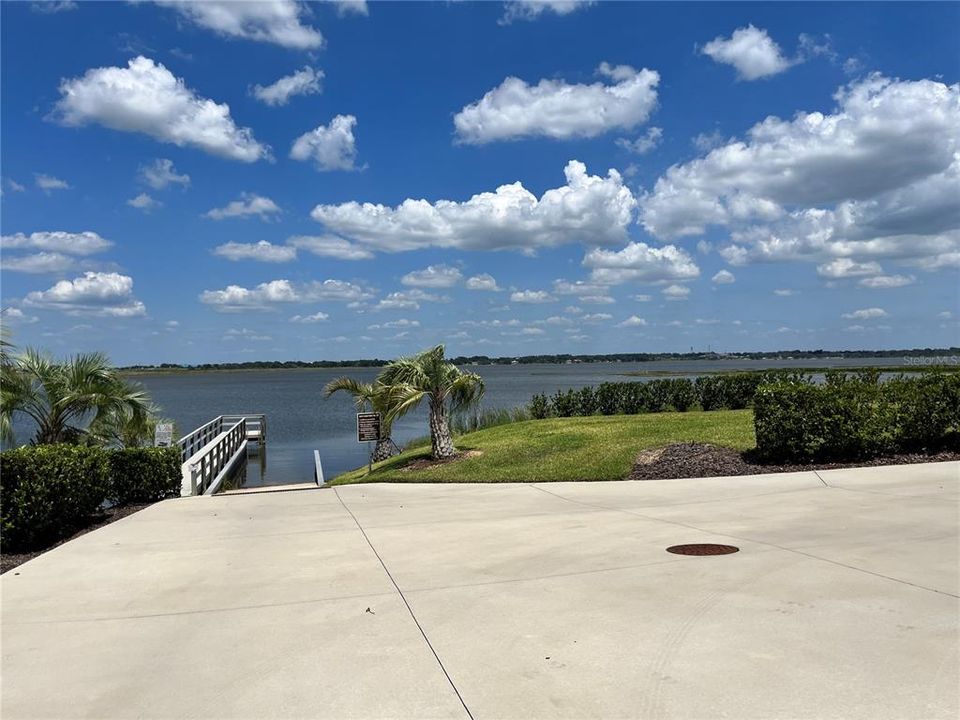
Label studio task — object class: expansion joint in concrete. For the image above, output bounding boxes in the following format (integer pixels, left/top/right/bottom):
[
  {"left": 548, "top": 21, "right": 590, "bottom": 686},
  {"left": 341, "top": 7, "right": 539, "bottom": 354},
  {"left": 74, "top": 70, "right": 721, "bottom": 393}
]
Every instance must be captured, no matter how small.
[{"left": 333, "top": 488, "right": 475, "bottom": 720}]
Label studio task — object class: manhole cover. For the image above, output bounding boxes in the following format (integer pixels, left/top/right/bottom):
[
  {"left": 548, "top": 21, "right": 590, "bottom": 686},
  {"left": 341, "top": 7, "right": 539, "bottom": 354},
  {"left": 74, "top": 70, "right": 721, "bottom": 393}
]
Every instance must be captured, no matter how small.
[{"left": 666, "top": 543, "right": 739, "bottom": 556}]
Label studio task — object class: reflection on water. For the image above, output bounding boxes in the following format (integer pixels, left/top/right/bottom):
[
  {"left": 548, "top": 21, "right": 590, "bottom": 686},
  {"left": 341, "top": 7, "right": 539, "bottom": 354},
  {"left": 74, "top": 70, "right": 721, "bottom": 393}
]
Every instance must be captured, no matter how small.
[{"left": 217, "top": 445, "right": 269, "bottom": 492}]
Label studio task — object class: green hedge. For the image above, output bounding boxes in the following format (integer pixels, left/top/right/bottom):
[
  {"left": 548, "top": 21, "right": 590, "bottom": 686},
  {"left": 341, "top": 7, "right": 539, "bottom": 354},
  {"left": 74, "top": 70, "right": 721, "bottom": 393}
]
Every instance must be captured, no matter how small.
[
  {"left": 1, "top": 444, "right": 111, "bottom": 551},
  {"left": 531, "top": 371, "right": 807, "bottom": 418},
  {"left": 754, "top": 372, "right": 960, "bottom": 462},
  {"left": 1, "top": 445, "right": 182, "bottom": 552},
  {"left": 107, "top": 447, "right": 182, "bottom": 505}
]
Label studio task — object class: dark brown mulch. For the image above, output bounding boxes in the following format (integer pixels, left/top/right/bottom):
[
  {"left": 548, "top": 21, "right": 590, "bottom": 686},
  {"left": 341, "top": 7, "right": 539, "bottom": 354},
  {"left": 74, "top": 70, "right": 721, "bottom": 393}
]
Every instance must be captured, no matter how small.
[
  {"left": 1, "top": 503, "right": 153, "bottom": 575},
  {"left": 628, "top": 443, "right": 960, "bottom": 481},
  {"left": 400, "top": 449, "right": 483, "bottom": 472}
]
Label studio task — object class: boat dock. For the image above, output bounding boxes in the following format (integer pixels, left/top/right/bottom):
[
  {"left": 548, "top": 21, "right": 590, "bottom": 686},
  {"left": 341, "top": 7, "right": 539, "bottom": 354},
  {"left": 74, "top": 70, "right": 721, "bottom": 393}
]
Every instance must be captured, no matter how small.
[{"left": 176, "top": 414, "right": 267, "bottom": 496}]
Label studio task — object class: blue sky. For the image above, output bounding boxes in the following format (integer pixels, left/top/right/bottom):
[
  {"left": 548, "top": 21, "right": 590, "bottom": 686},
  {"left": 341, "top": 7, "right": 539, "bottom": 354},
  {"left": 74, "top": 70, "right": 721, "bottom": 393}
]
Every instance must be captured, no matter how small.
[{"left": 2, "top": 0, "right": 958, "bottom": 365}]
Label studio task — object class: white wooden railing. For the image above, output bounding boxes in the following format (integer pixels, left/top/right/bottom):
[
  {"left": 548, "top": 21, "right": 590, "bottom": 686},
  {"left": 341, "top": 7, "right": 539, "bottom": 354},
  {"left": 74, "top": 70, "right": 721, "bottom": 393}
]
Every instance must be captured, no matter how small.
[
  {"left": 178, "top": 414, "right": 267, "bottom": 465},
  {"left": 222, "top": 414, "right": 267, "bottom": 443},
  {"left": 178, "top": 416, "right": 228, "bottom": 463},
  {"left": 182, "top": 418, "right": 248, "bottom": 496}
]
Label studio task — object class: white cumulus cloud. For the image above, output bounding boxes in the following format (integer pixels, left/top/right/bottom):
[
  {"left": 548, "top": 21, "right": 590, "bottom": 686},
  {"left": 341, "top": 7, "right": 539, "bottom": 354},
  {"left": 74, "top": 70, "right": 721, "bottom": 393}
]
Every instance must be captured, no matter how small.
[
  {"left": 252, "top": 66, "right": 323, "bottom": 106},
  {"left": 841, "top": 307, "right": 888, "bottom": 320},
  {"left": 662, "top": 284, "right": 690, "bottom": 300},
  {"left": 213, "top": 241, "right": 297, "bottom": 262},
  {"left": 290, "top": 114, "right": 358, "bottom": 171},
  {"left": 127, "top": 193, "right": 161, "bottom": 211},
  {"left": 857, "top": 274, "right": 915, "bottom": 289},
  {"left": 139, "top": 158, "right": 190, "bottom": 189},
  {"left": 286, "top": 235, "right": 373, "bottom": 260},
  {"left": 35, "top": 174, "right": 69, "bottom": 192},
  {"left": 31, "top": 1, "right": 78, "bottom": 13},
  {"left": 616, "top": 127, "right": 663, "bottom": 155},
  {"left": 816, "top": 258, "right": 883, "bottom": 279},
  {"left": 151, "top": 1, "right": 323, "bottom": 49},
  {"left": 712, "top": 269, "right": 736, "bottom": 284},
  {"left": 1, "top": 231, "right": 112, "bottom": 255},
  {"left": 618, "top": 315, "right": 647, "bottom": 327},
  {"left": 205, "top": 193, "right": 281, "bottom": 220},
  {"left": 499, "top": 1, "right": 593, "bottom": 24},
  {"left": 701, "top": 25, "right": 793, "bottom": 80},
  {"left": 200, "top": 279, "right": 372, "bottom": 311},
  {"left": 643, "top": 75, "right": 960, "bottom": 278},
  {"left": 290, "top": 312, "right": 330, "bottom": 323},
  {"left": 55, "top": 56, "right": 269, "bottom": 162},
  {"left": 332, "top": 1, "right": 368, "bottom": 17},
  {"left": 311, "top": 160, "right": 636, "bottom": 253},
  {"left": 24, "top": 271, "right": 146, "bottom": 316},
  {"left": 401, "top": 264, "right": 462, "bottom": 288},
  {"left": 2, "top": 252, "right": 76, "bottom": 274},
  {"left": 373, "top": 289, "right": 447, "bottom": 311},
  {"left": 465, "top": 273, "right": 501, "bottom": 291},
  {"left": 454, "top": 63, "right": 659, "bottom": 144},
  {"left": 511, "top": 290, "right": 555, "bottom": 303},
  {"left": 582, "top": 242, "right": 700, "bottom": 285}
]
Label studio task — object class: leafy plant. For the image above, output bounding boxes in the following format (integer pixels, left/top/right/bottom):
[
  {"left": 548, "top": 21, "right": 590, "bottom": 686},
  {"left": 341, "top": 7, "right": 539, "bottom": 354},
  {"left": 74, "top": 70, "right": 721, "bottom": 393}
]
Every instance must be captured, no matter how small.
[
  {"left": 1, "top": 348, "right": 154, "bottom": 446},
  {"left": 1, "top": 444, "right": 110, "bottom": 550},
  {"left": 108, "top": 447, "right": 182, "bottom": 505},
  {"left": 323, "top": 376, "right": 402, "bottom": 462},
  {"left": 754, "top": 371, "right": 960, "bottom": 462},
  {"left": 529, "top": 393, "right": 551, "bottom": 419},
  {"left": 379, "top": 345, "right": 485, "bottom": 460}
]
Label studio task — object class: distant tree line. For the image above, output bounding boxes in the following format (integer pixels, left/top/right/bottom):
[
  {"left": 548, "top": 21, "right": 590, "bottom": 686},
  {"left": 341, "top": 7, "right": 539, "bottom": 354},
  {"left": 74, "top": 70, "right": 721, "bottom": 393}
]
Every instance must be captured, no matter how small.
[{"left": 118, "top": 347, "right": 960, "bottom": 372}]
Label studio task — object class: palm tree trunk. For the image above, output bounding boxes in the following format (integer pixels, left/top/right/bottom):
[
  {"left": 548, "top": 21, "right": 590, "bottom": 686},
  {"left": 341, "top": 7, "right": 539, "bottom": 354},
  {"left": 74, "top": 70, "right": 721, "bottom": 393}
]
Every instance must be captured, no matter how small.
[
  {"left": 372, "top": 437, "right": 397, "bottom": 462},
  {"left": 429, "top": 399, "right": 455, "bottom": 460}
]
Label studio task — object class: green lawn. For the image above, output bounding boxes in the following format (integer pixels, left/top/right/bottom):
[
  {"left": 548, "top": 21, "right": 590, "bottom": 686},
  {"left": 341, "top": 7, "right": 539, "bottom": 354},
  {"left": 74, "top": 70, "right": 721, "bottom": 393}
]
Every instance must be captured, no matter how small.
[{"left": 330, "top": 409, "right": 755, "bottom": 485}]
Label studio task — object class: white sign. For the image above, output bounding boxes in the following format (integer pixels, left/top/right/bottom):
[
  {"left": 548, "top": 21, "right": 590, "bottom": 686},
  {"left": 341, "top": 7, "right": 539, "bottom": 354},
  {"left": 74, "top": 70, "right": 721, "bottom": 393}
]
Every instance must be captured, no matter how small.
[{"left": 154, "top": 423, "right": 175, "bottom": 447}]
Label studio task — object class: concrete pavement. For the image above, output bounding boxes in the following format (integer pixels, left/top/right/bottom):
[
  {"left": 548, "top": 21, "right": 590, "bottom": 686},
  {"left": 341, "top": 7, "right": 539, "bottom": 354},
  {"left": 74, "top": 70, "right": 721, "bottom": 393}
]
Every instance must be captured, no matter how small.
[{"left": 2, "top": 462, "right": 958, "bottom": 719}]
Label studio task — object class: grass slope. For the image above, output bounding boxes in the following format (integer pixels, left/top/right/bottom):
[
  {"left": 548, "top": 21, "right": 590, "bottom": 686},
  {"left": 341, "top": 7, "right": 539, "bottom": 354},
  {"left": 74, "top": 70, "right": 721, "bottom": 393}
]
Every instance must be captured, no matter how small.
[{"left": 330, "top": 409, "right": 754, "bottom": 485}]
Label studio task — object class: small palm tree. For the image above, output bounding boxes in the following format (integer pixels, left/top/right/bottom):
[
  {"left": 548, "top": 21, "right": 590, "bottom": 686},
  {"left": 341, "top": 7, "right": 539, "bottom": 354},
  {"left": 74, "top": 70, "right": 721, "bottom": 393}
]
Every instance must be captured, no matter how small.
[
  {"left": 323, "top": 377, "right": 401, "bottom": 462},
  {"left": 379, "top": 345, "right": 484, "bottom": 460},
  {"left": 87, "top": 402, "right": 170, "bottom": 449},
  {"left": 0, "top": 325, "right": 18, "bottom": 444},
  {"left": 0, "top": 348, "right": 154, "bottom": 446}
]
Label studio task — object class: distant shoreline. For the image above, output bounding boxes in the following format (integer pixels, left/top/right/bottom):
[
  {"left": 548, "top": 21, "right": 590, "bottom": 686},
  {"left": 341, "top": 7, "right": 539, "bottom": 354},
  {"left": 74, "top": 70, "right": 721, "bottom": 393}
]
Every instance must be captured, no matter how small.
[{"left": 119, "top": 349, "right": 960, "bottom": 376}]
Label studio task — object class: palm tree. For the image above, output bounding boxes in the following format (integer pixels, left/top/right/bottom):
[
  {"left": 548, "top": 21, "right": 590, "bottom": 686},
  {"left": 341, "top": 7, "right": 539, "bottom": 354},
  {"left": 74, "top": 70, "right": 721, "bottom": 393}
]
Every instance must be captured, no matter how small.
[
  {"left": 323, "top": 377, "right": 401, "bottom": 462},
  {"left": 0, "top": 348, "right": 154, "bottom": 446},
  {"left": 0, "top": 325, "right": 18, "bottom": 444},
  {"left": 87, "top": 402, "right": 169, "bottom": 449},
  {"left": 379, "top": 345, "right": 484, "bottom": 460}
]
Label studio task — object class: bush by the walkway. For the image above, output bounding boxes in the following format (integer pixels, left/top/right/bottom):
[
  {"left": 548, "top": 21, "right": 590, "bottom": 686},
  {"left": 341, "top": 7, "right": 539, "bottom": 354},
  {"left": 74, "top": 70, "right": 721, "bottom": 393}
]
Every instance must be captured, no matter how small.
[
  {"left": 532, "top": 372, "right": 804, "bottom": 418},
  {"left": 754, "top": 371, "right": 960, "bottom": 462},
  {"left": 107, "top": 447, "right": 181, "bottom": 505},
  {"left": 1, "top": 445, "right": 182, "bottom": 551},
  {"left": 1, "top": 444, "right": 110, "bottom": 550}
]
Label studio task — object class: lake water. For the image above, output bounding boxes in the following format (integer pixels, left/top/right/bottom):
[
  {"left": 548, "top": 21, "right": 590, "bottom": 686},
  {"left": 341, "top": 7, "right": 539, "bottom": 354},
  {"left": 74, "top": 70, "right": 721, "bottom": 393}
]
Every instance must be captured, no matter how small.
[{"left": 124, "top": 356, "right": 914, "bottom": 485}]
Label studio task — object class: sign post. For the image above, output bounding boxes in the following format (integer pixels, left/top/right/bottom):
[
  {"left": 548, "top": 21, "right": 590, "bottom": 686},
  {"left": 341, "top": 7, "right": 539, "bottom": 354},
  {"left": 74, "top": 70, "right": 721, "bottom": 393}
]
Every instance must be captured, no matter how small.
[
  {"left": 356, "top": 412, "right": 382, "bottom": 474},
  {"left": 154, "top": 423, "right": 174, "bottom": 448}
]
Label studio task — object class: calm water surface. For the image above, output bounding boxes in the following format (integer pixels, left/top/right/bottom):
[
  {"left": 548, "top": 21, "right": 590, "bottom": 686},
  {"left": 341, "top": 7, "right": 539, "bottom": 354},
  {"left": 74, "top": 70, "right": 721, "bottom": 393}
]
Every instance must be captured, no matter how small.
[{"left": 129, "top": 357, "right": 910, "bottom": 485}]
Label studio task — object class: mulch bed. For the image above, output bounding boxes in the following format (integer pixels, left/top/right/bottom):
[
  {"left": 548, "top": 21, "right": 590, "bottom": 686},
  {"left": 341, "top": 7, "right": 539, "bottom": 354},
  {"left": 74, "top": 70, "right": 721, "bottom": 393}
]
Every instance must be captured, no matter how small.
[
  {"left": 628, "top": 443, "right": 960, "bottom": 481},
  {"left": 400, "top": 449, "right": 483, "bottom": 472},
  {"left": 1, "top": 502, "right": 153, "bottom": 575}
]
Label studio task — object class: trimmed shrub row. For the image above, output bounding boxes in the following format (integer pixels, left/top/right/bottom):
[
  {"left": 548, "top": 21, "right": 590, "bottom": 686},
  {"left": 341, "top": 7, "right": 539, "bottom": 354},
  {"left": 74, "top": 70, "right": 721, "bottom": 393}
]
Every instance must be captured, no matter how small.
[
  {"left": 1, "top": 445, "right": 181, "bottom": 551},
  {"left": 108, "top": 447, "right": 183, "bottom": 506},
  {"left": 754, "top": 372, "right": 960, "bottom": 462},
  {"left": 530, "top": 371, "right": 804, "bottom": 419}
]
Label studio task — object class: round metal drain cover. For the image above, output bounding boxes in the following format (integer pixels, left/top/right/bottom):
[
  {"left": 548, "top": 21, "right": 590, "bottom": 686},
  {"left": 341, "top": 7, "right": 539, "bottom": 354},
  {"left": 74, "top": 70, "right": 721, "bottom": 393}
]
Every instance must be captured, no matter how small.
[{"left": 666, "top": 543, "right": 739, "bottom": 556}]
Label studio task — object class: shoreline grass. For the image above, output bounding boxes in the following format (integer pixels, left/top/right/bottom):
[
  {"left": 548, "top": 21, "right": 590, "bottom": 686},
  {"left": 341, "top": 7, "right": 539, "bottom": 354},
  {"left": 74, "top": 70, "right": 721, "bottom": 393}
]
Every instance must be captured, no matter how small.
[{"left": 330, "top": 409, "right": 754, "bottom": 485}]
